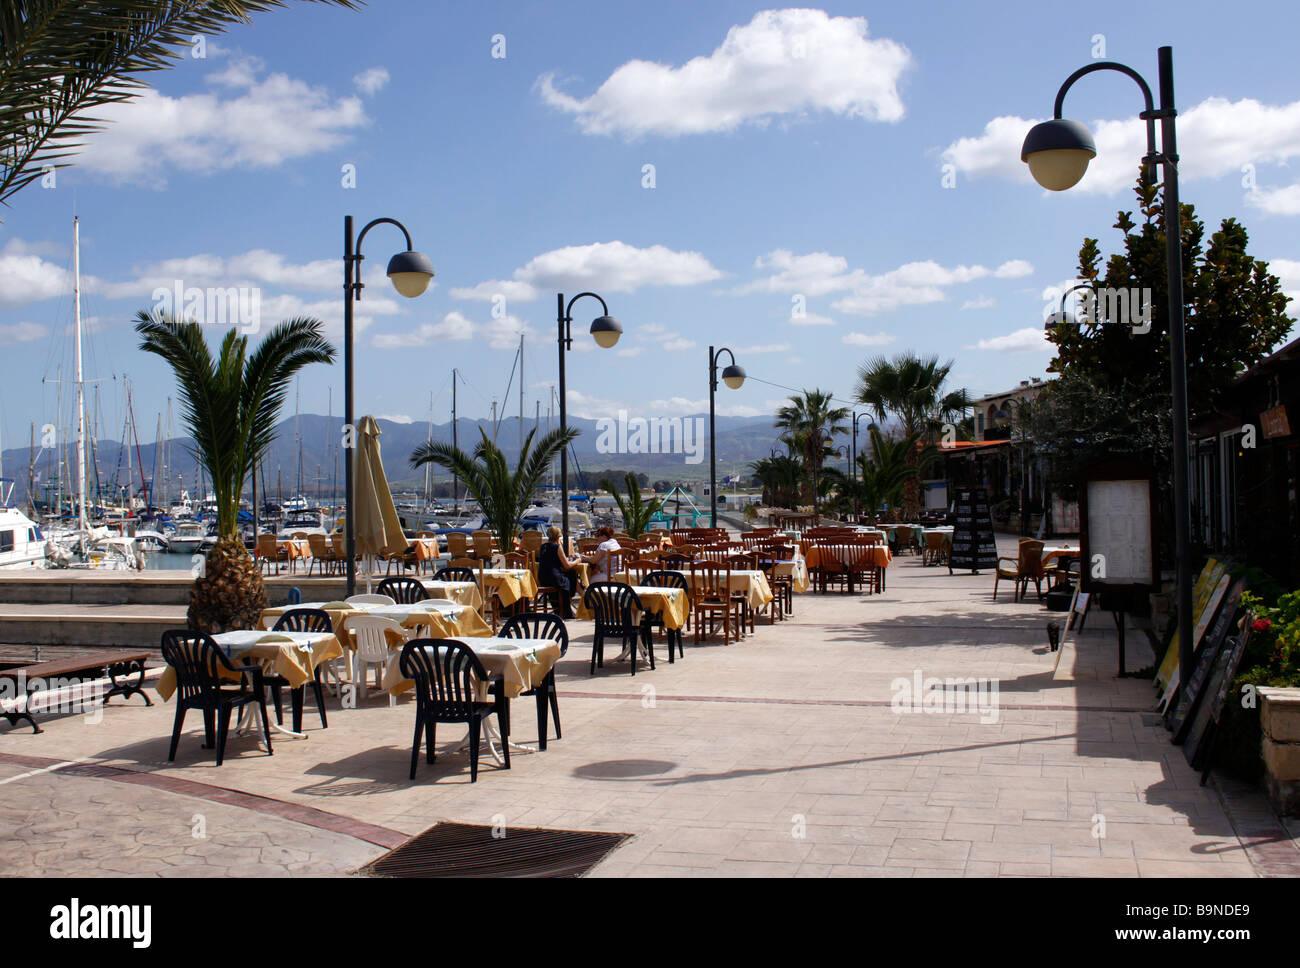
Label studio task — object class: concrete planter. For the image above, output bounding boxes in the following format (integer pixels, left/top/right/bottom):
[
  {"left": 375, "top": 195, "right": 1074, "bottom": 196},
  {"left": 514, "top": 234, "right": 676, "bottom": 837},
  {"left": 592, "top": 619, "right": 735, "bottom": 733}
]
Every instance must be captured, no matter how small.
[{"left": 1258, "top": 687, "right": 1300, "bottom": 815}]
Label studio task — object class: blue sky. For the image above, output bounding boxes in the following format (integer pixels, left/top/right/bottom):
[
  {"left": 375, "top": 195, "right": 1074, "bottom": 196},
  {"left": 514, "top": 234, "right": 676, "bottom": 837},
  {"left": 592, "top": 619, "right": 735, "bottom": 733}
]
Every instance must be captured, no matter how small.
[{"left": 4, "top": 0, "right": 1299, "bottom": 453}]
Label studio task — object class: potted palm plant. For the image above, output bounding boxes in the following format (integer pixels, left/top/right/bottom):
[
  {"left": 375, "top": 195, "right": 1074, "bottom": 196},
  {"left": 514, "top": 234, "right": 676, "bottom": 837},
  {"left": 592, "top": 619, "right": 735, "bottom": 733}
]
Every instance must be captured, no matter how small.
[
  {"left": 600, "top": 473, "right": 665, "bottom": 537},
  {"left": 410, "top": 426, "right": 577, "bottom": 552},
  {"left": 135, "top": 312, "right": 335, "bottom": 632}
]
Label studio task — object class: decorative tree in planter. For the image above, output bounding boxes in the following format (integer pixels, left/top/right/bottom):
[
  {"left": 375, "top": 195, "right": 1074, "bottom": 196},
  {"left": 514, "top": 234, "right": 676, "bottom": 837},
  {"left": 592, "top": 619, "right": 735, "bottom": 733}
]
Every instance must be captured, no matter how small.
[{"left": 135, "top": 313, "right": 336, "bottom": 632}]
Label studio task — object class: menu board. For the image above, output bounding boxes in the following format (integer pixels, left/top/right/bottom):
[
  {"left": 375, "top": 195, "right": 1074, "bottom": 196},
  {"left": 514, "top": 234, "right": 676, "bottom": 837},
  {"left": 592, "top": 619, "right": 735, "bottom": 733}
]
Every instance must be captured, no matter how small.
[
  {"left": 1084, "top": 478, "right": 1154, "bottom": 587},
  {"left": 1168, "top": 578, "right": 1244, "bottom": 743},
  {"left": 948, "top": 487, "right": 997, "bottom": 573}
]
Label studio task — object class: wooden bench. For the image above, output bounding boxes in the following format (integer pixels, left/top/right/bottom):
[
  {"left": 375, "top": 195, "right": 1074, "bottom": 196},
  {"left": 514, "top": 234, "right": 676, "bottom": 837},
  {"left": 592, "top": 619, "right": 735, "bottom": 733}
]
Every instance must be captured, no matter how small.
[{"left": 0, "top": 649, "right": 152, "bottom": 734}]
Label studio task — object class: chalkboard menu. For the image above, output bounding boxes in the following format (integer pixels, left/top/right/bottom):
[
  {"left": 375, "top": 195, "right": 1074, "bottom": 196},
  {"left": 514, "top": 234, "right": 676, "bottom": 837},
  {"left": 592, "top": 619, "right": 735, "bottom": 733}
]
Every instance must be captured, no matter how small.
[
  {"left": 948, "top": 487, "right": 997, "bottom": 573},
  {"left": 1168, "top": 578, "right": 1244, "bottom": 743},
  {"left": 1186, "top": 620, "right": 1253, "bottom": 770}
]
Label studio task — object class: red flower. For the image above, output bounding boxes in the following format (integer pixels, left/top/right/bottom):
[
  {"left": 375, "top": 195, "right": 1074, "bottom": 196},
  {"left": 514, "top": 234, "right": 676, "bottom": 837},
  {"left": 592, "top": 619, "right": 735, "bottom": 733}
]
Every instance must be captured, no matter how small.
[{"left": 1252, "top": 619, "right": 1273, "bottom": 633}]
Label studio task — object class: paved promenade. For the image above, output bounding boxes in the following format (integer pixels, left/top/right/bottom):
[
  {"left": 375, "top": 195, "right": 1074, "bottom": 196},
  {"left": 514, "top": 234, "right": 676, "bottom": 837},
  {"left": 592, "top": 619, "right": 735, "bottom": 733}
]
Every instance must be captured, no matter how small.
[{"left": 2, "top": 543, "right": 1297, "bottom": 877}]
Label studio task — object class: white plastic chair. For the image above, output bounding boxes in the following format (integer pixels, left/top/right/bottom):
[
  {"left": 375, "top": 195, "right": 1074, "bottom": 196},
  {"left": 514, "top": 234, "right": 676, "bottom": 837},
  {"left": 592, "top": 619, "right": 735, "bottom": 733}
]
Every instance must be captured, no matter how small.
[
  {"left": 346, "top": 593, "right": 395, "bottom": 605},
  {"left": 346, "top": 614, "right": 407, "bottom": 707}
]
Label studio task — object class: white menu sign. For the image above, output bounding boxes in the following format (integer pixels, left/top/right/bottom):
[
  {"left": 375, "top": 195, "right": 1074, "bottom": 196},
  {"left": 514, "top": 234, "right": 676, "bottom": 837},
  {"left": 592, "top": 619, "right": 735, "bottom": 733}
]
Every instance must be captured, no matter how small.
[{"left": 1085, "top": 479, "right": 1153, "bottom": 585}]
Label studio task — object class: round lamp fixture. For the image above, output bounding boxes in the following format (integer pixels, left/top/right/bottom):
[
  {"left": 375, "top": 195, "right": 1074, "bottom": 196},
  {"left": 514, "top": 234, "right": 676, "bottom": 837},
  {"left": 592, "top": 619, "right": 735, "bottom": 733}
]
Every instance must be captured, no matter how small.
[
  {"left": 386, "top": 250, "right": 436, "bottom": 298},
  {"left": 721, "top": 363, "right": 747, "bottom": 390},
  {"left": 1044, "top": 310, "right": 1076, "bottom": 332},
  {"left": 589, "top": 315, "right": 623, "bottom": 349},
  {"left": 1021, "top": 119, "right": 1097, "bottom": 191}
]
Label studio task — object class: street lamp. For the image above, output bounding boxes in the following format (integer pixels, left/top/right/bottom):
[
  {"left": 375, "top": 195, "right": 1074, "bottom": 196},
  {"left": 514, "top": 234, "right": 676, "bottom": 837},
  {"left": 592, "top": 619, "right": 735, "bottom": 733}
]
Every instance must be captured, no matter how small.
[
  {"left": 849, "top": 412, "right": 869, "bottom": 521},
  {"left": 342, "top": 215, "right": 435, "bottom": 596},
  {"left": 1021, "top": 45, "right": 1193, "bottom": 693},
  {"left": 708, "top": 346, "right": 746, "bottom": 527},
  {"left": 1044, "top": 282, "right": 1099, "bottom": 331},
  {"left": 557, "top": 292, "right": 623, "bottom": 545}
]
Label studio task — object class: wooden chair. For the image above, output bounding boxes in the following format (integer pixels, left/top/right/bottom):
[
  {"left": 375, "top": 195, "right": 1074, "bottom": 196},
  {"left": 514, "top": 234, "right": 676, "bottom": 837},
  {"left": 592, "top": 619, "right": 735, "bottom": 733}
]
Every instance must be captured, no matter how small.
[
  {"left": 399, "top": 638, "right": 509, "bottom": 782},
  {"left": 307, "top": 533, "right": 340, "bottom": 576},
  {"left": 922, "top": 531, "right": 949, "bottom": 567},
  {"left": 518, "top": 530, "right": 545, "bottom": 557},
  {"left": 691, "top": 562, "right": 742, "bottom": 645},
  {"left": 445, "top": 532, "right": 471, "bottom": 560},
  {"left": 470, "top": 530, "right": 496, "bottom": 567},
  {"left": 499, "top": 612, "right": 568, "bottom": 749},
  {"left": 160, "top": 629, "right": 273, "bottom": 766},
  {"left": 576, "top": 537, "right": 600, "bottom": 554},
  {"left": 994, "top": 539, "right": 1046, "bottom": 602},
  {"left": 255, "top": 534, "right": 287, "bottom": 575}
]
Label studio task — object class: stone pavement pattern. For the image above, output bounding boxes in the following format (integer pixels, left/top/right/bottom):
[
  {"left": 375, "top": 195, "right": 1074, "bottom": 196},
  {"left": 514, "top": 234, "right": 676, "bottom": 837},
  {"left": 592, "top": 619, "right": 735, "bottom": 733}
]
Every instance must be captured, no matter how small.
[{"left": 0, "top": 537, "right": 1297, "bottom": 878}]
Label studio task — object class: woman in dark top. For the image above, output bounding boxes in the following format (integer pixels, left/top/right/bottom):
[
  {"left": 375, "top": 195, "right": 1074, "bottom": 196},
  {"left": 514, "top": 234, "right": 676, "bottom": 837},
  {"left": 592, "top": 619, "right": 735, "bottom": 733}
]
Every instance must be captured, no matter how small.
[{"left": 538, "top": 526, "right": 580, "bottom": 618}]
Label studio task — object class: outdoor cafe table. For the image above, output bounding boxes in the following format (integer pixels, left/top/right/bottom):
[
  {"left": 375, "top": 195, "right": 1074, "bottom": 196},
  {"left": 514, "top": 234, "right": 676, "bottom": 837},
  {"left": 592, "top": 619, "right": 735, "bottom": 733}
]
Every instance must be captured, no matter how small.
[
  {"left": 418, "top": 579, "right": 485, "bottom": 610},
  {"left": 279, "top": 538, "right": 312, "bottom": 565},
  {"left": 1040, "top": 544, "right": 1080, "bottom": 587},
  {"left": 574, "top": 583, "right": 690, "bottom": 630},
  {"left": 476, "top": 568, "right": 539, "bottom": 607},
  {"left": 381, "top": 636, "right": 564, "bottom": 761},
  {"left": 155, "top": 629, "right": 343, "bottom": 738},
  {"left": 624, "top": 568, "right": 775, "bottom": 610}
]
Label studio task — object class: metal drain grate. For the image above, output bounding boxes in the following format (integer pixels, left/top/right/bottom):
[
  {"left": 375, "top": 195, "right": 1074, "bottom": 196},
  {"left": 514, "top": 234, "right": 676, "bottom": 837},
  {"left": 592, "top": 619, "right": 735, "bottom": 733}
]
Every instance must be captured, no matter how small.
[{"left": 358, "top": 823, "right": 631, "bottom": 878}]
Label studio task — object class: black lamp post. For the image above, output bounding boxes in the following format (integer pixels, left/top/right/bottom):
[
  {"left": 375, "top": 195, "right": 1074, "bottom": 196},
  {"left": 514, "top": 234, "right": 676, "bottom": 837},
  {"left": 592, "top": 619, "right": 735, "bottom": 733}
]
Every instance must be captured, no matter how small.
[
  {"left": 342, "top": 215, "right": 435, "bottom": 596},
  {"left": 708, "top": 346, "right": 746, "bottom": 527},
  {"left": 1021, "top": 45, "right": 1193, "bottom": 693},
  {"left": 557, "top": 293, "right": 623, "bottom": 547},
  {"left": 849, "top": 412, "right": 869, "bottom": 521}
]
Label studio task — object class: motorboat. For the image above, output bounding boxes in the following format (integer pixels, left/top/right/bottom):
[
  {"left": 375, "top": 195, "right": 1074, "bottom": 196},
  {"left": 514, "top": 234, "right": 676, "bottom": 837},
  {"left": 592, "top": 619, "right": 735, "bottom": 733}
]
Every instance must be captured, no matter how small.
[
  {"left": 0, "top": 481, "right": 48, "bottom": 569},
  {"left": 168, "top": 521, "right": 208, "bottom": 554}
]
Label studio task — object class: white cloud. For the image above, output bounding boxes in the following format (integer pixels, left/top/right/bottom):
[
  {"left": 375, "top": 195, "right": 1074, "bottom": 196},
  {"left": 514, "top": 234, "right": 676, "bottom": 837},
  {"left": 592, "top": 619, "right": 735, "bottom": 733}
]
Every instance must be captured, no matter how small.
[
  {"left": 375, "top": 413, "right": 413, "bottom": 424},
  {"left": 1270, "top": 258, "right": 1300, "bottom": 302},
  {"left": 944, "top": 97, "right": 1300, "bottom": 197},
  {"left": 1248, "top": 183, "right": 1300, "bottom": 216},
  {"left": 842, "top": 331, "right": 895, "bottom": 346},
  {"left": 0, "top": 322, "right": 49, "bottom": 344},
  {"left": 790, "top": 311, "right": 835, "bottom": 326},
  {"left": 371, "top": 311, "right": 475, "bottom": 349},
  {"left": 736, "top": 342, "right": 792, "bottom": 354},
  {"left": 968, "top": 327, "right": 1051, "bottom": 353},
  {"left": 0, "top": 239, "right": 71, "bottom": 308},
  {"left": 455, "top": 241, "right": 721, "bottom": 301},
  {"left": 663, "top": 337, "right": 697, "bottom": 352},
  {"left": 539, "top": 8, "right": 910, "bottom": 138},
  {"left": 353, "top": 67, "right": 390, "bottom": 96},
  {"left": 743, "top": 249, "right": 1034, "bottom": 316},
  {"left": 617, "top": 346, "right": 645, "bottom": 358},
  {"left": 73, "top": 61, "right": 368, "bottom": 184},
  {"left": 994, "top": 259, "right": 1033, "bottom": 279},
  {"left": 961, "top": 297, "right": 996, "bottom": 310}
]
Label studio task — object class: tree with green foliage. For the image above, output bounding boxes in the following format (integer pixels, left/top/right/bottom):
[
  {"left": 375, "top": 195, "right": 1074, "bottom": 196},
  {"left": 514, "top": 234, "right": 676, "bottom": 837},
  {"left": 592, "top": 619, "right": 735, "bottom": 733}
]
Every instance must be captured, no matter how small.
[
  {"left": 136, "top": 312, "right": 335, "bottom": 632},
  {"left": 773, "top": 389, "right": 849, "bottom": 506},
  {"left": 599, "top": 472, "right": 664, "bottom": 537},
  {"left": 411, "top": 426, "right": 578, "bottom": 552},
  {"left": 1, "top": 1, "right": 358, "bottom": 209}
]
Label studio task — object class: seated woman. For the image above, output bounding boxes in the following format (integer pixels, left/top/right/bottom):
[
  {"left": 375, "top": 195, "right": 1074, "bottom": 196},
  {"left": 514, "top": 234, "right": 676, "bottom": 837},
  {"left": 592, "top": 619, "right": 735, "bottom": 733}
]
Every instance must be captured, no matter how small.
[
  {"left": 538, "top": 526, "right": 581, "bottom": 619},
  {"left": 583, "top": 525, "right": 622, "bottom": 584}
]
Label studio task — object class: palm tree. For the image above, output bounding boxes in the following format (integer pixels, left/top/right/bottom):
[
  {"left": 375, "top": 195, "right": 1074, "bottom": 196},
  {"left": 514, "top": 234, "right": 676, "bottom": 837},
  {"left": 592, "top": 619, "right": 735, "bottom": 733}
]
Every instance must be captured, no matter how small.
[
  {"left": 1, "top": 1, "right": 358, "bottom": 209},
  {"left": 773, "top": 389, "right": 849, "bottom": 507},
  {"left": 410, "top": 426, "right": 578, "bottom": 552},
  {"left": 749, "top": 452, "right": 803, "bottom": 508},
  {"left": 855, "top": 353, "right": 971, "bottom": 518},
  {"left": 600, "top": 473, "right": 665, "bottom": 537},
  {"left": 136, "top": 312, "right": 335, "bottom": 632}
]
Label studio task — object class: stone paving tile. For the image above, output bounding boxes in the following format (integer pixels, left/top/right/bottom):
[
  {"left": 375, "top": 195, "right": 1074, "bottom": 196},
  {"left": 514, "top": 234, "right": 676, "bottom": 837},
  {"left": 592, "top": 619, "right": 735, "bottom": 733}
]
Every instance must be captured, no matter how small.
[{"left": 2, "top": 544, "right": 1295, "bottom": 878}]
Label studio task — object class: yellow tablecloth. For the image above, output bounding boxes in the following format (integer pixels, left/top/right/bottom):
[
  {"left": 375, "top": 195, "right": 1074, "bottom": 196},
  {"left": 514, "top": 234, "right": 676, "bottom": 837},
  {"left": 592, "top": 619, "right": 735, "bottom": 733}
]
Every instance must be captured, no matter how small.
[
  {"left": 614, "top": 569, "right": 774, "bottom": 609},
  {"left": 155, "top": 630, "right": 343, "bottom": 700},
  {"left": 260, "top": 601, "right": 493, "bottom": 642},
  {"left": 419, "top": 580, "right": 485, "bottom": 610},
  {"left": 382, "top": 636, "right": 562, "bottom": 699},
  {"left": 575, "top": 583, "right": 690, "bottom": 630},
  {"left": 771, "top": 559, "right": 811, "bottom": 593},
  {"left": 478, "top": 568, "right": 539, "bottom": 607}
]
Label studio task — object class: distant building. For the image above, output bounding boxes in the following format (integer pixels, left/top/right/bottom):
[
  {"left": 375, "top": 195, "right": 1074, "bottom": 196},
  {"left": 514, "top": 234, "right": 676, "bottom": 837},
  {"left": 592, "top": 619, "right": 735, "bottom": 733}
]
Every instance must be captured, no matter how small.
[{"left": 972, "top": 377, "right": 1050, "bottom": 441}]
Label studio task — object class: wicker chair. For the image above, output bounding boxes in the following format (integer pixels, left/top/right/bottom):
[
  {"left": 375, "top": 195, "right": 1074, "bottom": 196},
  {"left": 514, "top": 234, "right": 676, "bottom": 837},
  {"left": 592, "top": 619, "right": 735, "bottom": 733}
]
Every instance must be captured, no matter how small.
[{"left": 994, "top": 539, "right": 1046, "bottom": 602}]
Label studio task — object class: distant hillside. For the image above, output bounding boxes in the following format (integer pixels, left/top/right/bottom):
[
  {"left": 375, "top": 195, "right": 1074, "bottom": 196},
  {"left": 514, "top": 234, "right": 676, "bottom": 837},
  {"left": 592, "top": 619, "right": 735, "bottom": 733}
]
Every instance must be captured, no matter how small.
[{"left": 6, "top": 412, "right": 790, "bottom": 504}]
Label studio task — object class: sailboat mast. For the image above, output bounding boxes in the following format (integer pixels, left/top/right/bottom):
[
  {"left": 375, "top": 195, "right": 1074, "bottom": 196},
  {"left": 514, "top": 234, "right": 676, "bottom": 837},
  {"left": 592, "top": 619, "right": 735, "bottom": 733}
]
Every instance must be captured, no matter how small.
[
  {"left": 74, "top": 217, "right": 88, "bottom": 533},
  {"left": 425, "top": 391, "right": 433, "bottom": 505},
  {"left": 519, "top": 334, "right": 524, "bottom": 459},
  {"left": 451, "top": 368, "right": 459, "bottom": 512}
]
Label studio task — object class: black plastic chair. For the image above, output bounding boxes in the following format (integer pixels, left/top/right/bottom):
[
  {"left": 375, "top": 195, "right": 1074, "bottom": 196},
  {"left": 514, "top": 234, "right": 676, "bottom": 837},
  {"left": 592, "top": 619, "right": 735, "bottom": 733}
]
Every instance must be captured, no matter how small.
[
  {"left": 377, "top": 576, "right": 430, "bottom": 605},
  {"left": 641, "top": 570, "right": 688, "bottom": 663},
  {"left": 432, "top": 566, "right": 478, "bottom": 585},
  {"left": 499, "top": 612, "right": 568, "bottom": 750},
  {"left": 161, "top": 629, "right": 273, "bottom": 766},
  {"left": 583, "top": 582, "right": 650, "bottom": 676},
  {"left": 266, "top": 608, "right": 332, "bottom": 732},
  {"left": 399, "top": 639, "right": 509, "bottom": 782}
]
